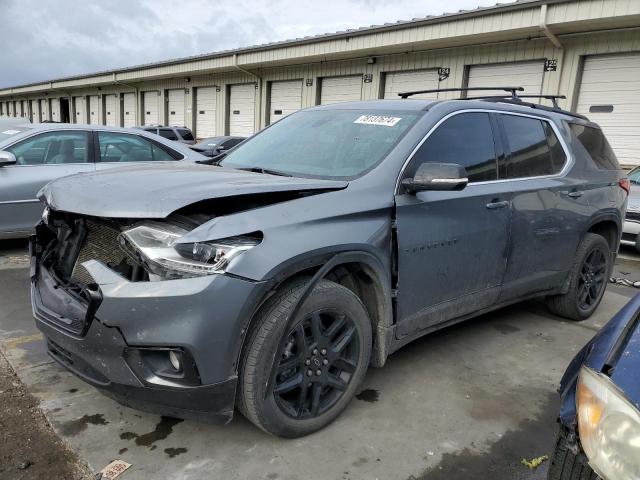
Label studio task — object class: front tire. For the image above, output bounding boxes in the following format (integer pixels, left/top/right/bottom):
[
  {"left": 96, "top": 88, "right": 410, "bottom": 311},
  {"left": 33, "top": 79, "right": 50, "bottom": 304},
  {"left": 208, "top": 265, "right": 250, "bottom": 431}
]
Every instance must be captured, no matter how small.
[
  {"left": 546, "top": 233, "right": 611, "bottom": 321},
  {"left": 238, "top": 278, "right": 372, "bottom": 438}
]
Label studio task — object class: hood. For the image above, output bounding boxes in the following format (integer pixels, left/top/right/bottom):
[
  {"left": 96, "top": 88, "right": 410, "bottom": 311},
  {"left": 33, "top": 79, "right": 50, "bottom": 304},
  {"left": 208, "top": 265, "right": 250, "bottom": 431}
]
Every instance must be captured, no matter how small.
[{"left": 40, "top": 162, "right": 348, "bottom": 218}]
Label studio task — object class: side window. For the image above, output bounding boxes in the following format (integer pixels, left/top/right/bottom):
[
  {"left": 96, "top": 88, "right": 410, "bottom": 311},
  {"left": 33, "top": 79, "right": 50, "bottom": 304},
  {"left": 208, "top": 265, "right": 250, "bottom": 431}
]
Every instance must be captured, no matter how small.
[
  {"left": 158, "top": 128, "right": 178, "bottom": 141},
  {"left": 408, "top": 112, "right": 498, "bottom": 182},
  {"left": 569, "top": 123, "right": 619, "bottom": 170},
  {"left": 177, "top": 129, "right": 194, "bottom": 141},
  {"left": 7, "top": 131, "right": 89, "bottom": 165},
  {"left": 97, "top": 132, "right": 179, "bottom": 162},
  {"left": 499, "top": 115, "right": 565, "bottom": 179}
]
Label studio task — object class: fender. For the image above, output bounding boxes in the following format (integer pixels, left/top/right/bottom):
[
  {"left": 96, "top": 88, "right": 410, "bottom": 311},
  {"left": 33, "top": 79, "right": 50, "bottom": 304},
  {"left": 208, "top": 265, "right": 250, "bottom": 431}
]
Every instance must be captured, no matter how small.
[{"left": 232, "top": 248, "right": 395, "bottom": 382}]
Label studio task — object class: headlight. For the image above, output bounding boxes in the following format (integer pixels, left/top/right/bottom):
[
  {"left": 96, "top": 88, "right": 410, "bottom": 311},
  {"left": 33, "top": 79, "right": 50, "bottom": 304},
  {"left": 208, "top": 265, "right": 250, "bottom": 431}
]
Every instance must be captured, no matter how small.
[
  {"left": 119, "top": 222, "right": 259, "bottom": 280},
  {"left": 577, "top": 366, "right": 640, "bottom": 479}
]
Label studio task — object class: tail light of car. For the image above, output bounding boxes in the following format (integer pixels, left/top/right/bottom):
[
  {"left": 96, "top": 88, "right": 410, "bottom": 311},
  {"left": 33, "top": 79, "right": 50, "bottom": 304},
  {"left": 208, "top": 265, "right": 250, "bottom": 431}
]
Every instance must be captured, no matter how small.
[{"left": 619, "top": 178, "right": 630, "bottom": 195}]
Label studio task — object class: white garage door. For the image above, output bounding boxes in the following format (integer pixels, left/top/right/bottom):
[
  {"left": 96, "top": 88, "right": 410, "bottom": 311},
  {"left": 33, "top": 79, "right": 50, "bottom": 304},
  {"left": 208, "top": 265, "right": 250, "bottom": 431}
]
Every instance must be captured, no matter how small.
[
  {"left": 122, "top": 93, "right": 136, "bottom": 127},
  {"left": 73, "top": 96, "right": 85, "bottom": 123},
  {"left": 167, "top": 89, "right": 185, "bottom": 126},
  {"left": 51, "top": 99, "right": 61, "bottom": 122},
  {"left": 88, "top": 96, "right": 100, "bottom": 125},
  {"left": 320, "top": 75, "right": 363, "bottom": 105},
  {"left": 467, "top": 61, "right": 545, "bottom": 97},
  {"left": 269, "top": 80, "right": 302, "bottom": 124},
  {"left": 576, "top": 52, "right": 640, "bottom": 166},
  {"left": 31, "top": 100, "right": 40, "bottom": 122},
  {"left": 143, "top": 91, "right": 159, "bottom": 126},
  {"left": 104, "top": 94, "right": 118, "bottom": 126},
  {"left": 229, "top": 84, "right": 256, "bottom": 137},
  {"left": 40, "top": 99, "right": 49, "bottom": 121},
  {"left": 384, "top": 70, "right": 439, "bottom": 99},
  {"left": 195, "top": 87, "right": 216, "bottom": 138}
]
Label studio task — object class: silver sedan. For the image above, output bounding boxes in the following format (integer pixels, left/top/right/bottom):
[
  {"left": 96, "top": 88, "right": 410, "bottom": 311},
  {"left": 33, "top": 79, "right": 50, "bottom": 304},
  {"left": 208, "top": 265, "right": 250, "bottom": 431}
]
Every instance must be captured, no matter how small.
[
  {"left": 0, "top": 123, "right": 206, "bottom": 239},
  {"left": 622, "top": 166, "right": 640, "bottom": 251}
]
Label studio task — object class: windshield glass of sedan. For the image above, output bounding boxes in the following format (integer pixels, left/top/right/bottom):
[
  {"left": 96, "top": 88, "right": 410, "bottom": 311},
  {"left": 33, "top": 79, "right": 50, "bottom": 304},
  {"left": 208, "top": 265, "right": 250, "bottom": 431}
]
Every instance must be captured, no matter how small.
[
  {"left": 0, "top": 125, "right": 33, "bottom": 142},
  {"left": 220, "top": 110, "right": 419, "bottom": 178}
]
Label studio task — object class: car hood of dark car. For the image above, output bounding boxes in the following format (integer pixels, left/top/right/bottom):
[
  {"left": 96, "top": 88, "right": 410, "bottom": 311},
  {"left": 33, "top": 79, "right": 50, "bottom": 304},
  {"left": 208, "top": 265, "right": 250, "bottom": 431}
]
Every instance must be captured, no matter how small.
[{"left": 40, "top": 163, "right": 348, "bottom": 218}]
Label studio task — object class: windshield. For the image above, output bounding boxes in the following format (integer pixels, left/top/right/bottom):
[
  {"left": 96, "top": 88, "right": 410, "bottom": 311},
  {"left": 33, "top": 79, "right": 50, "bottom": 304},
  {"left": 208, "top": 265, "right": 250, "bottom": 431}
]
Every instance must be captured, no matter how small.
[
  {"left": 220, "top": 109, "right": 419, "bottom": 179},
  {"left": 629, "top": 167, "right": 640, "bottom": 185}
]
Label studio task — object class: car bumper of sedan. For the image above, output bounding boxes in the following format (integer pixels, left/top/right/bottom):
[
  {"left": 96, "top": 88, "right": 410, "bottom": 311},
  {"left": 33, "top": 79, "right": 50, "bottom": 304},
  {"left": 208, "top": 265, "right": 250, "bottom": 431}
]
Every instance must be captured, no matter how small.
[
  {"left": 621, "top": 218, "right": 640, "bottom": 248},
  {"left": 30, "top": 235, "right": 270, "bottom": 423}
]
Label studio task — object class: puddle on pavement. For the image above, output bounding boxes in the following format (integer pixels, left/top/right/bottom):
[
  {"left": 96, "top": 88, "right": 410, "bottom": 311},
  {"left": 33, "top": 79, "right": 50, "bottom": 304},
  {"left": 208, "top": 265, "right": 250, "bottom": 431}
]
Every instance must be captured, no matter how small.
[
  {"left": 493, "top": 324, "right": 521, "bottom": 334},
  {"left": 356, "top": 388, "right": 379, "bottom": 402},
  {"left": 120, "top": 416, "right": 184, "bottom": 448},
  {"left": 164, "top": 447, "right": 188, "bottom": 458},
  {"left": 59, "top": 413, "right": 109, "bottom": 436}
]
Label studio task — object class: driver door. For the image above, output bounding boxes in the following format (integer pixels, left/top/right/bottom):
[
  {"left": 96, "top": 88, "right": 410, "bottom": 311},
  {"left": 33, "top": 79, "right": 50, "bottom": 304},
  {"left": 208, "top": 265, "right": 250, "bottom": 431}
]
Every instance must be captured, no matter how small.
[
  {"left": 394, "top": 112, "right": 511, "bottom": 338},
  {"left": 0, "top": 130, "right": 94, "bottom": 236}
]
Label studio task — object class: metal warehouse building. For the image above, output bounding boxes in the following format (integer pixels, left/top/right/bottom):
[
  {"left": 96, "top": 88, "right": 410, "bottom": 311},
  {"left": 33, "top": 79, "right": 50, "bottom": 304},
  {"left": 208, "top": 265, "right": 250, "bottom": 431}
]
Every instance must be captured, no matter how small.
[{"left": 1, "top": 0, "right": 640, "bottom": 165}]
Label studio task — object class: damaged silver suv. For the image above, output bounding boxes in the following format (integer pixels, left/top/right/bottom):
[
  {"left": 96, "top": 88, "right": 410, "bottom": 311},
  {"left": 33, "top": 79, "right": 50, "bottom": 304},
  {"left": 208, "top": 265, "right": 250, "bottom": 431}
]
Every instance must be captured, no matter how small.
[{"left": 31, "top": 89, "right": 627, "bottom": 437}]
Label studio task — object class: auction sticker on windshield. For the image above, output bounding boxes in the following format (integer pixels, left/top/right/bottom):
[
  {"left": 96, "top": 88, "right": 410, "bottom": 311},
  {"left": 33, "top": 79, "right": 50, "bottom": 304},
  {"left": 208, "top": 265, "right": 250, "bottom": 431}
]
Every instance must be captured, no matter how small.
[
  {"left": 354, "top": 115, "right": 402, "bottom": 127},
  {"left": 2, "top": 130, "right": 21, "bottom": 135}
]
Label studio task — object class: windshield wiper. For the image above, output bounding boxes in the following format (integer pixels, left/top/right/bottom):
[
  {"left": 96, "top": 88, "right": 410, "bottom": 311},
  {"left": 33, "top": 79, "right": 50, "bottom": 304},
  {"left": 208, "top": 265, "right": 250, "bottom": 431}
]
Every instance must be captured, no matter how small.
[
  {"left": 236, "top": 167, "right": 293, "bottom": 177},
  {"left": 196, "top": 152, "right": 227, "bottom": 165}
]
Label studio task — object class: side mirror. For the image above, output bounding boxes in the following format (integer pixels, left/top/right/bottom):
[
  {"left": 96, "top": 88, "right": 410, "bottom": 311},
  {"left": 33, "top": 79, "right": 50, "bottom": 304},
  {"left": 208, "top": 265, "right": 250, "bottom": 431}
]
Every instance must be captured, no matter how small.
[
  {"left": 402, "top": 162, "right": 468, "bottom": 193},
  {"left": 0, "top": 151, "right": 17, "bottom": 167}
]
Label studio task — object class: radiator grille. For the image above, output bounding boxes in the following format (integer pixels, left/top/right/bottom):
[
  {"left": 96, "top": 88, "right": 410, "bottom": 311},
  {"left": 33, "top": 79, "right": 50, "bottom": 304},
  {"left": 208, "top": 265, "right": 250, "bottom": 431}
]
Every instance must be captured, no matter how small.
[{"left": 70, "top": 221, "right": 128, "bottom": 284}]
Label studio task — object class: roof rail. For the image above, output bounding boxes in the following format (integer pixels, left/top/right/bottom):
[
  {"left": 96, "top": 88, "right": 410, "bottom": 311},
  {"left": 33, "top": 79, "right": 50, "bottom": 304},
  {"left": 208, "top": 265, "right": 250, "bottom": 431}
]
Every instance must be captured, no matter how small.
[
  {"left": 398, "top": 87, "right": 587, "bottom": 121},
  {"left": 398, "top": 86, "right": 524, "bottom": 99}
]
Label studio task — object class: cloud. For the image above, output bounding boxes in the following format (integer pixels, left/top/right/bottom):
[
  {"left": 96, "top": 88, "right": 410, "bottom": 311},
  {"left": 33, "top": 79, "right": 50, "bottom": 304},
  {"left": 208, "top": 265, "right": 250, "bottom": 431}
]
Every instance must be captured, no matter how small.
[{"left": 0, "top": 0, "right": 491, "bottom": 88}]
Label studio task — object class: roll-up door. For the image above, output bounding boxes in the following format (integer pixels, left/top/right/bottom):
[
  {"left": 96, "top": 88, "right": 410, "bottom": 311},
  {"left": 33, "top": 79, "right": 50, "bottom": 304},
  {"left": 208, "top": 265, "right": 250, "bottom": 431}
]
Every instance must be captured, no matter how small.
[
  {"left": 88, "top": 96, "right": 100, "bottom": 125},
  {"left": 195, "top": 87, "right": 216, "bottom": 138},
  {"left": 228, "top": 84, "right": 256, "bottom": 137},
  {"left": 576, "top": 52, "right": 640, "bottom": 167},
  {"left": 122, "top": 93, "right": 136, "bottom": 127},
  {"left": 167, "top": 89, "right": 185, "bottom": 126},
  {"left": 31, "top": 100, "right": 40, "bottom": 122},
  {"left": 104, "top": 94, "right": 118, "bottom": 126},
  {"left": 466, "top": 61, "right": 545, "bottom": 97},
  {"left": 73, "top": 97, "right": 85, "bottom": 123},
  {"left": 143, "top": 91, "right": 159, "bottom": 126},
  {"left": 383, "top": 70, "right": 439, "bottom": 99},
  {"left": 320, "top": 75, "right": 363, "bottom": 105},
  {"left": 40, "top": 99, "right": 49, "bottom": 121},
  {"left": 268, "top": 80, "right": 302, "bottom": 124},
  {"left": 51, "top": 99, "right": 61, "bottom": 122}
]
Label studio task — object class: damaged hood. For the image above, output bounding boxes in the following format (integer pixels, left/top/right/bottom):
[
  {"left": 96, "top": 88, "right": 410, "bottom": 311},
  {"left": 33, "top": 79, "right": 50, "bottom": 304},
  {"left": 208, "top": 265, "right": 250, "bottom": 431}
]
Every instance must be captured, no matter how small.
[{"left": 40, "top": 163, "right": 348, "bottom": 218}]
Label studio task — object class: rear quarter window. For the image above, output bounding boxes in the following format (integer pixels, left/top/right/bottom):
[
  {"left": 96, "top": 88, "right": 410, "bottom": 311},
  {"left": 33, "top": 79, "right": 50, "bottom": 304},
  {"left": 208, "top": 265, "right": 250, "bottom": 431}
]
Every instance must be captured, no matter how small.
[
  {"left": 177, "top": 129, "right": 194, "bottom": 141},
  {"left": 569, "top": 123, "right": 619, "bottom": 170}
]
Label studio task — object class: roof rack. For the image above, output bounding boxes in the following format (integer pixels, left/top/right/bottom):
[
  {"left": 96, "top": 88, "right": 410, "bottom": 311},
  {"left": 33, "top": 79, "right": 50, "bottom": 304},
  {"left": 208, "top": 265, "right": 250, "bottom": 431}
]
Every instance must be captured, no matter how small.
[
  {"left": 398, "top": 87, "right": 587, "bottom": 121},
  {"left": 398, "top": 86, "right": 524, "bottom": 99}
]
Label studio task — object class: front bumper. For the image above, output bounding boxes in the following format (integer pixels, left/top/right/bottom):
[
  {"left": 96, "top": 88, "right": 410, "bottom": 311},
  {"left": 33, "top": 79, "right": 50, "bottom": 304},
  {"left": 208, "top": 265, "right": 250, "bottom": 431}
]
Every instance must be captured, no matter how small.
[
  {"left": 30, "top": 234, "right": 270, "bottom": 423},
  {"left": 621, "top": 219, "right": 640, "bottom": 247}
]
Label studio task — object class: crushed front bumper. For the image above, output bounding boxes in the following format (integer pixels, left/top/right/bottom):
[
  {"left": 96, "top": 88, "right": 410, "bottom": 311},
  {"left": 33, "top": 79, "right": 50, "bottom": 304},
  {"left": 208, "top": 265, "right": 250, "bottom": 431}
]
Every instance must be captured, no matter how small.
[{"left": 30, "top": 233, "right": 270, "bottom": 423}]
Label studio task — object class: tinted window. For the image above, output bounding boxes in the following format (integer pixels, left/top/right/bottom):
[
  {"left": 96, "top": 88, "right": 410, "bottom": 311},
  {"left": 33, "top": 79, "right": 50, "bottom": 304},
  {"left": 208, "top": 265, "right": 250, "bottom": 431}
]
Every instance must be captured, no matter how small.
[
  {"left": 409, "top": 112, "right": 497, "bottom": 182},
  {"left": 158, "top": 128, "right": 178, "bottom": 140},
  {"left": 500, "top": 115, "right": 565, "bottom": 179},
  {"left": 177, "top": 129, "right": 194, "bottom": 141},
  {"left": 7, "top": 131, "right": 89, "bottom": 165},
  {"left": 97, "top": 132, "right": 178, "bottom": 162},
  {"left": 221, "top": 110, "right": 419, "bottom": 179},
  {"left": 569, "top": 123, "right": 619, "bottom": 170}
]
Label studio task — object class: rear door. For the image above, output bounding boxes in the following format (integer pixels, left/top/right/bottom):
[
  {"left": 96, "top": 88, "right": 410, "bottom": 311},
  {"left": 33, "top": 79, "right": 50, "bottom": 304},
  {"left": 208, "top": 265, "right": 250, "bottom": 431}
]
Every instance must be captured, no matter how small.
[
  {"left": 394, "top": 111, "right": 510, "bottom": 337},
  {"left": 94, "top": 131, "right": 181, "bottom": 170},
  {"left": 0, "top": 130, "right": 94, "bottom": 235}
]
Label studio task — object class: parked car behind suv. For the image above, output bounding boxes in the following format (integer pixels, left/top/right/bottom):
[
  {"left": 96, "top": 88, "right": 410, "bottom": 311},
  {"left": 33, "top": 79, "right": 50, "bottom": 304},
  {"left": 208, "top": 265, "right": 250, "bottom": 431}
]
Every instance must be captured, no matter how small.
[
  {"left": 190, "top": 135, "right": 246, "bottom": 157},
  {"left": 0, "top": 124, "right": 205, "bottom": 239},
  {"left": 621, "top": 165, "right": 640, "bottom": 252},
  {"left": 31, "top": 94, "right": 627, "bottom": 438},
  {"left": 141, "top": 126, "right": 196, "bottom": 145}
]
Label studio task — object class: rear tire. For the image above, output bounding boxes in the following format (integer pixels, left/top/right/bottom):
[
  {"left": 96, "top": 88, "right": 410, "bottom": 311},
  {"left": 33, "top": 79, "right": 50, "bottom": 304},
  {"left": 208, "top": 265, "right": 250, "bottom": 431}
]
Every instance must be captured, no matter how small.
[
  {"left": 238, "top": 278, "right": 372, "bottom": 438},
  {"left": 546, "top": 233, "right": 610, "bottom": 321}
]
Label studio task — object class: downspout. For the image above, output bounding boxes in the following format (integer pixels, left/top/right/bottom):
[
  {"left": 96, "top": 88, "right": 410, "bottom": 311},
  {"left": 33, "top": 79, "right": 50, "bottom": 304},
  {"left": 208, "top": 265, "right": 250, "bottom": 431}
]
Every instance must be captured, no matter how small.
[{"left": 233, "top": 53, "right": 263, "bottom": 131}]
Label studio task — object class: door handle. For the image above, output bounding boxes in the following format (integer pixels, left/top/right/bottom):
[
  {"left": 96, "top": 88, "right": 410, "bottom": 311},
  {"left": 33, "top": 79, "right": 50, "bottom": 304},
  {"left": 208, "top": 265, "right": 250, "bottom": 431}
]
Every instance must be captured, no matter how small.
[
  {"left": 565, "top": 190, "right": 583, "bottom": 198},
  {"left": 486, "top": 200, "right": 509, "bottom": 210}
]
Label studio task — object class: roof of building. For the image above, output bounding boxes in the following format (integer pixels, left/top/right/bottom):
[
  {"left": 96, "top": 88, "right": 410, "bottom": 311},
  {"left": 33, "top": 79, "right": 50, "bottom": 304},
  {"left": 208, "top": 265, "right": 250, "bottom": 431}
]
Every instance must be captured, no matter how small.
[{"left": 2, "top": 0, "right": 566, "bottom": 91}]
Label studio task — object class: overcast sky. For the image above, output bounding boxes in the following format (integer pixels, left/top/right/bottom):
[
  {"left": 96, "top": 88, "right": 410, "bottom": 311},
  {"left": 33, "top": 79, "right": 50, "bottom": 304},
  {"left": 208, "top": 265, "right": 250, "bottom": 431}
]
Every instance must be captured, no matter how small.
[{"left": 0, "top": 0, "right": 495, "bottom": 88}]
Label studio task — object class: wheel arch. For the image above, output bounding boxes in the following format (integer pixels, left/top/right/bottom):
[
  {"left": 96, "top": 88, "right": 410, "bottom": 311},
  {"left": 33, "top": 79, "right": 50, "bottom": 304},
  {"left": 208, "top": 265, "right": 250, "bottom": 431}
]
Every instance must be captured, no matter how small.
[
  {"left": 584, "top": 213, "right": 622, "bottom": 255},
  {"left": 235, "top": 249, "right": 394, "bottom": 373}
]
